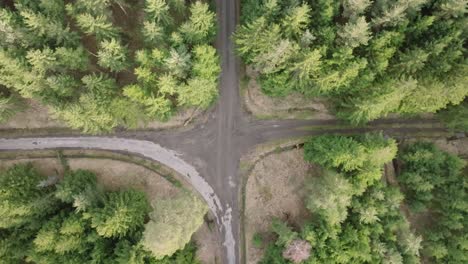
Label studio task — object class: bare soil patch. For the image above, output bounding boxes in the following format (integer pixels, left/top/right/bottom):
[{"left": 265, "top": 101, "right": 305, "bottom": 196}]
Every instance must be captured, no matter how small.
[
  {"left": 242, "top": 67, "right": 334, "bottom": 120},
  {"left": 0, "top": 153, "right": 220, "bottom": 263},
  {"left": 244, "top": 149, "right": 320, "bottom": 264}
]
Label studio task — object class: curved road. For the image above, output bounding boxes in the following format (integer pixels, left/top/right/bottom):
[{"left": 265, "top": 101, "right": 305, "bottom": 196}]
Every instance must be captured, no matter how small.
[{"left": 0, "top": 0, "right": 451, "bottom": 263}]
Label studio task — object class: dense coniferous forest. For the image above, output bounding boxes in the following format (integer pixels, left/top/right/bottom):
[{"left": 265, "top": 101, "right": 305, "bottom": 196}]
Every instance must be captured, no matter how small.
[
  {"left": 236, "top": 0, "right": 468, "bottom": 124},
  {"left": 397, "top": 142, "right": 467, "bottom": 263},
  {"left": 258, "top": 135, "right": 467, "bottom": 263},
  {"left": 0, "top": 0, "right": 219, "bottom": 133},
  {"left": 0, "top": 163, "right": 206, "bottom": 263}
]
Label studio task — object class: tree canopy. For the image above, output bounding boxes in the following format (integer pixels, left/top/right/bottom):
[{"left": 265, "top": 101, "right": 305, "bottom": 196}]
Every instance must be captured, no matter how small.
[
  {"left": 0, "top": 162, "right": 205, "bottom": 263},
  {"left": 0, "top": 0, "right": 220, "bottom": 133},
  {"left": 398, "top": 142, "right": 467, "bottom": 263},
  {"left": 261, "top": 134, "right": 422, "bottom": 263},
  {"left": 236, "top": 0, "right": 468, "bottom": 124}
]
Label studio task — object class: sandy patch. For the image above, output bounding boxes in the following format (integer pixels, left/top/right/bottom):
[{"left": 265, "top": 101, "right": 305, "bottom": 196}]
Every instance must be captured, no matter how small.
[
  {"left": 242, "top": 67, "right": 334, "bottom": 120},
  {"left": 245, "top": 149, "right": 318, "bottom": 264}
]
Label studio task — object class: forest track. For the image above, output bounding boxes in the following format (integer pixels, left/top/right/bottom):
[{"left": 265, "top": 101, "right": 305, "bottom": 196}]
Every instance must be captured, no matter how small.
[{"left": 0, "top": 0, "right": 455, "bottom": 263}]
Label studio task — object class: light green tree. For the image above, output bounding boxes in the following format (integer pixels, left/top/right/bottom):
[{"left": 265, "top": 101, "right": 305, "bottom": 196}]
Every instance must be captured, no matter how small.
[
  {"left": 192, "top": 45, "right": 220, "bottom": 81},
  {"left": 281, "top": 4, "right": 310, "bottom": 37},
  {"left": 145, "top": 0, "right": 172, "bottom": 26},
  {"left": 179, "top": 1, "right": 216, "bottom": 44},
  {"left": 306, "top": 170, "right": 354, "bottom": 226},
  {"left": 76, "top": 13, "right": 118, "bottom": 40},
  {"left": 338, "top": 16, "right": 372, "bottom": 48},
  {"left": 177, "top": 77, "right": 218, "bottom": 109},
  {"left": 142, "top": 192, "right": 207, "bottom": 259},
  {"left": 97, "top": 38, "right": 128, "bottom": 72},
  {"left": 142, "top": 21, "right": 164, "bottom": 43}
]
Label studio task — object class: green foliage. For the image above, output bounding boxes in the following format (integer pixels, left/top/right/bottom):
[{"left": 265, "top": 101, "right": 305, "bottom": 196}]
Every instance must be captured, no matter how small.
[
  {"left": 437, "top": 101, "right": 468, "bottom": 132},
  {"left": 0, "top": 163, "right": 57, "bottom": 229},
  {"left": 177, "top": 77, "right": 218, "bottom": 108},
  {"left": 397, "top": 142, "right": 467, "bottom": 263},
  {"left": 142, "top": 192, "right": 207, "bottom": 259},
  {"left": 398, "top": 141, "right": 465, "bottom": 212},
  {"left": 0, "top": 94, "right": 24, "bottom": 122},
  {"left": 0, "top": 163, "right": 202, "bottom": 263},
  {"left": 90, "top": 190, "right": 150, "bottom": 238},
  {"left": 75, "top": 13, "right": 118, "bottom": 40},
  {"left": 306, "top": 170, "right": 353, "bottom": 226},
  {"left": 97, "top": 38, "right": 128, "bottom": 72},
  {"left": 180, "top": 2, "right": 216, "bottom": 44},
  {"left": 237, "top": 0, "right": 468, "bottom": 123},
  {"left": 55, "top": 169, "right": 98, "bottom": 204},
  {"left": 252, "top": 233, "right": 263, "bottom": 248},
  {"left": 261, "top": 134, "right": 421, "bottom": 263},
  {"left": 271, "top": 219, "right": 298, "bottom": 246},
  {"left": 0, "top": 0, "right": 219, "bottom": 132},
  {"left": 192, "top": 45, "right": 220, "bottom": 81},
  {"left": 304, "top": 133, "right": 397, "bottom": 193}
]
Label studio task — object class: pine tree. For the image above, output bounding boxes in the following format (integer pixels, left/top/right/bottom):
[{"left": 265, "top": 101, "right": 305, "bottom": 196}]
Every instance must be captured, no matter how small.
[
  {"left": 179, "top": 1, "right": 216, "bottom": 44},
  {"left": 144, "top": 96, "right": 173, "bottom": 120},
  {"left": 281, "top": 4, "right": 310, "bottom": 37},
  {"left": 97, "top": 38, "right": 128, "bottom": 72},
  {"left": 76, "top": 13, "right": 119, "bottom": 40},
  {"left": 0, "top": 163, "right": 57, "bottom": 228},
  {"left": 26, "top": 47, "right": 58, "bottom": 74},
  {"left": 338, "top": 16, "right": 371, "bottom": 48},
  {"left": 271, "top": 219, "right": 298, "bottom": 246},
  {"left": 177, "top": 77, "right": 218, "bottom": 109},
  {"left": 55, "top": 169, "right": 98, "bottom": 204},
  {"left": 142, "top": 21, "right": 164, "bottom": 43},
  {"left": 252, "top": 39, "right": 299, "bottom": 74},
  {"left": 145, "top": 0, "right": 172, "bottom": 26},
  {"left": 19, "top": 9, "right": 75, "bottom": 44},
  {"left": 342, "top": 0, "right": 372, "bottom": 18},
  {"left": 54, "top": 46, "right": 89, "bottom": 71},
  {"left": 0, "top": 9, "right": 26, "bottom": 46},
  {"left": 90, "top": 190, "right": 150, "bottom": 238},
  {"left": 52, "top": 94, "right": 118, "bottom": 134},
  {"left": 164, "top": 48, "right": 191, "bottom": 79},
  {"left": 157, "top": 74, "right": 177, "bottom": 96},
  {"left": 306, "top": 170, "right": 353, "bottom": 226},
  {"left": 192, "top": 44, "right": 220, "bottom": 81},
  {"left": 43, "top": 74, "right": 79, "bottom": 104}
]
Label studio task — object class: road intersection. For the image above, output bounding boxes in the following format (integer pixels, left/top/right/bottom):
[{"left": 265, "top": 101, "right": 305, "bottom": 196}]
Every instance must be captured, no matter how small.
[{"left": 0, "top": 1, "right": 449, "bottom": 263}]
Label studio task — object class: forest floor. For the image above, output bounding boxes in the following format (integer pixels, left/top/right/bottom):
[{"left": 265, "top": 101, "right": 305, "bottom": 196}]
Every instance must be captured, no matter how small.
[
  {"left": 0, "top": 99, "right": 203, "bottom": 131},
  {"left": 0, "top": 150, "right": 222, "bottom": 264},
  {"left": 241, "top": 67, "right": 334, "bottom": 120},
  {"left": 244, "top": 148, "right": 316, "bottom": 264}
]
